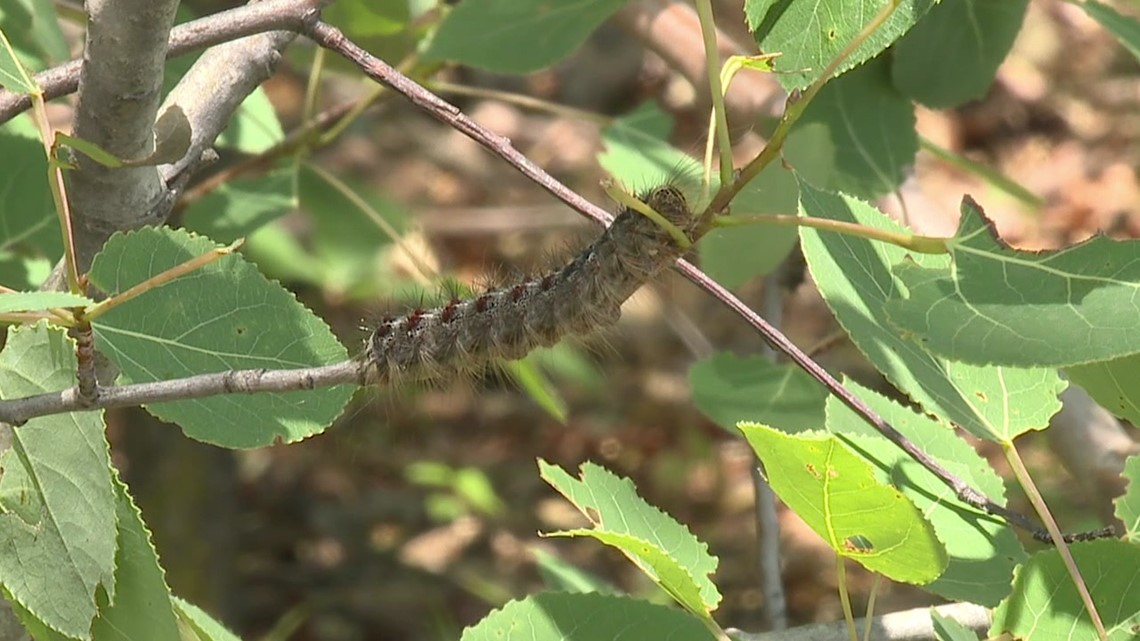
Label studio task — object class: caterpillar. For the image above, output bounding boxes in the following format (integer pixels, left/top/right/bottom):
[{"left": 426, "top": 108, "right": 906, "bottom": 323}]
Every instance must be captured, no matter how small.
[{"left": 362, "top": 185, "right": 694, "bottom": 384}]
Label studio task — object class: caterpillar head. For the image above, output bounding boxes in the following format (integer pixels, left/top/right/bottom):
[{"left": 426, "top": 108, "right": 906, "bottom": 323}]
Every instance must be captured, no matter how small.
[{"left": 642, "top": 184, "right": 695, "bottom": 232}]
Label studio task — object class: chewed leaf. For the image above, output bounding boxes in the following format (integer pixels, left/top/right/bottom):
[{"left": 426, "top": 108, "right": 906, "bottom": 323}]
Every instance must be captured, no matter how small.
[
  {"left": 826, "top": 380, "right": 1023, "bottom": 605},
  {"left": 798, "top": 183, "right": 1064, "bottom": 441},
  {"left": 538, "top": 460, "right": 720, "bottom": 614},
  {"left": 739, "top": 423, "right": 947, "bottom": 584},
  {"left": 887, "top": 197, "right": 1140, "bottom": 368},
  {"left": 460, "top": 592, "right": 715, "bottom": 641},
  {"left": 1115, "top": 456, "right": 1140, "bottom": 543}
]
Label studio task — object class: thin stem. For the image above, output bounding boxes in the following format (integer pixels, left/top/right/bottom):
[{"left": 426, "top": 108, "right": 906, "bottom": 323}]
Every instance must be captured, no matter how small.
[
  {"left": 85, "top": 240, "right": 243, "bottom": 321},
  {"left": 32, "top": 99, "right": 81, "bottom": 293},
  {"left": 604, "top": 182, "right": 692, "bottom": 250},
  {"left": 835, "top": 558, "right": 858, "bottom": 641},
  {"left": 429, "top": 80, "right": 610, "bottom": 126},
  {"left": 714, "top": 213, "right": 948, "bottom": 254},
  {"left": 861, "top": 575, "right": 880, "bottom": 641},
  {"left": 693, "top": 0, "right": 734, "bottom": 189},
  {"left": 1004, "top": 442, "right": 1108, "bottom": 641},
  {"left": 705, "top": 0, "right": 903, "bottom": 218},
  {"left": 919, "top": 136, "right": 1043, "bottom": 208}
]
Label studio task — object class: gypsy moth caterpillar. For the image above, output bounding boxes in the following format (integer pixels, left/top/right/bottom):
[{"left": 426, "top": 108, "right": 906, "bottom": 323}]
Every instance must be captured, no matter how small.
[{"left": 363, "top": 186, "right": 694, "bottom": 384}]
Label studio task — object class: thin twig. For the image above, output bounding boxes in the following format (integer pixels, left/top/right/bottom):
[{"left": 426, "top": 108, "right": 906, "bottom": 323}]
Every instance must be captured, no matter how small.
[{"left": 0, "top": 361, "right": 365, "bottom": 425}]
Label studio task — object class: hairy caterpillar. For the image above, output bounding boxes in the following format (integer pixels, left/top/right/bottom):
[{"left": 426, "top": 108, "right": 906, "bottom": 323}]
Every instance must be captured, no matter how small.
[{"left": 363, "top": 186, "right": 694, "bottom": 383}]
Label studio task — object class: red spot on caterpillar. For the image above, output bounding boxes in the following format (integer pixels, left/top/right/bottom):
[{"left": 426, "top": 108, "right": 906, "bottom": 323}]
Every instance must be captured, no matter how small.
[
  {"left": 404, "top": 309, "right": 425, "bottom": 332},
  {"left": 441, "top": 300, "right": 461, "bottom": 323},
  {"left": 363, "top": 185, "right": 693, "bottom": 384}
]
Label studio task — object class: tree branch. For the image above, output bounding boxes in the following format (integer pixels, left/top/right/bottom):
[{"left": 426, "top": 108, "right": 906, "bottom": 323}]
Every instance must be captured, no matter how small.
[
  {"left": 0, "top": 0, "right": 324, "bottom": 125},
  {"left": 156, "top": 0, "right": 331, "bottom": 184},
  {"left": 0, "top": 361, "right": 364, "bottom": 425},
  {"left": 66, "top": 0, "right": 181, "bottom": 272}
]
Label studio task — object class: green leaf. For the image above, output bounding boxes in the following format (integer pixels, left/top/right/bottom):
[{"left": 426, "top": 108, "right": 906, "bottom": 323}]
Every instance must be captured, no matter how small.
[
  {"left": 826, "top": 380, "right": 1024, "bottom": 605},
  {"left": 784, "top": 55, "right": 916, "bottom": 199},
  {"left": 700, "top": 163, "right": 800, "bottom": 288},
  {"left": 990, "top": 540, "right": 1140, "bottom": 641},
  {"left": 424, "top": 0, "right": 628, "bottom": 74},
  {"left": 0, "top": 128, "right": 59, "bottom": 290},
  {"left": 323, "top": 0, "right": 409, "bottom": 37},
  {"left": 55, "top": 133, "right": 126, "bottom": 168},
  {"left": 87, "top": 227, "right": 354, "bottom": 449},
  {"left": 544, "top": 529, "right": 709, "bottom": 615},
  {"left": 0, "top": 291, "right": 93, "bottom": 313},
  {"left": 739, "top": 423, "right": 948, "bottom": 584},
  {"left": 886, "top": 197, "right": 1140, "bottom": 368},
  {"left": 1080, "top": 0, "right": 1140, "bottom": 63},
  {"left": 0, "top": 26, "right": 39, "bottom": 94},
  {"left": 88, "top": 475, "right": 181, "bottom": 641},
  {"left": 1115, "top": 455, "right": 1140, "bottom": 544},
  {"left": 1067, "top": 355, "right": 1140, "bottom": 425},
  {"left": 931, "top": 608, "right": 981, "bottom": 641},
  {"left": 460, "top": 592, "right": 715, "bottom": 641},
  {"left": 744, "top": 0, "right": 936, "bottom": 91},
  {"left": 296, "top": 163, "right": 407, "bottom": 299},
  {"left": 891, "top": 0, "right": 1028, "bottom": 108},
  {"left": 216, "top": 87, "right": 284, "bottom": 154},
  {"left": 0, "top": 0, "right": 67, "bottom": 71},
  {"left": 181, "top": 171, "right": 295, "bottom": 244},
  {"left": 173, "top": 598, "right": 243, "bottom": 641},
  {"left": 531, "top": 548, "right": 619, "bottom": 595},
  {"left": 598, "top": 101, "right": 703, "bottom": 194},
  {"left": 690, "top": 353, "right": 827, "bottom": 434},
  {"left": 0, "top": 322, "right": 117, "bottom": 640},
  {"left": 798, "top": 183, "right": 1065, "bottom": 441},
  {"left": 538, "top": 460, "right": 721, "bottom": 615}
]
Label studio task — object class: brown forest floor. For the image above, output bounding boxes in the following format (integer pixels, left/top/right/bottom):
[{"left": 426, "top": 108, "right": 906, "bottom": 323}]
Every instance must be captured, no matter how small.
[{"left": 111, "top": 2, "right": 1140, "bottom": 640}]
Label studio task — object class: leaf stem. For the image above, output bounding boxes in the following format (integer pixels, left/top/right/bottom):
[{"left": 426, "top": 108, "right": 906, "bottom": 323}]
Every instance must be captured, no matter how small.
[
  {"left": 85, "top": 240, "right": 244, "bottom": 321},
  {"left": 692, "top": 0, "right": 734, "bottom": 189},
  {"left": 714, "top": 213, "right": 948, "bottom": 254},
  {"left": 1003, "top": 442, "right": 1107, "bottom": 641},
  {"left": 918, "top": 136, "right": 1044, "bottom": 209},
  {"left": 604, "top": 181, "right": 692, "bottom": 250},
  {"left": 703, "top": 0, "right": 903, "bottom": 220},
  {"left": 835, "top": 558, "right": 858, "bottom": 641}
]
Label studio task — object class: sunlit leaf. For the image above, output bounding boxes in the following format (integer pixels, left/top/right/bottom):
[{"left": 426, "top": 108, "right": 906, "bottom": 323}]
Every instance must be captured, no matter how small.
[
  {"left": 798, "top": 183, "right": 1064, "bottom": 441},
  {"left": 887, "top": 197, "right": 1140, "bottom": 368}
]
